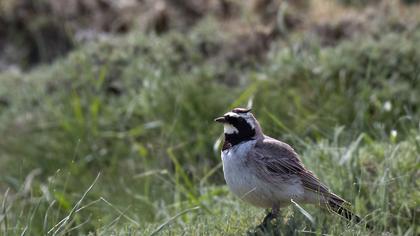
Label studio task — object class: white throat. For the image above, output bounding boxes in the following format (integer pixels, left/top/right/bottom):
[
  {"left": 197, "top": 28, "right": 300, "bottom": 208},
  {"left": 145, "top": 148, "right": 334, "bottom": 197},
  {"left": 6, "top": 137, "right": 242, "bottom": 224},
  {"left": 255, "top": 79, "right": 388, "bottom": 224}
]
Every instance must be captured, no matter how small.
[
  {"left": 223, "top": 112, "right": 256, "bottom": 129},
  {"left": 224, "top": 124, "right": 239, "bottom": 134}
]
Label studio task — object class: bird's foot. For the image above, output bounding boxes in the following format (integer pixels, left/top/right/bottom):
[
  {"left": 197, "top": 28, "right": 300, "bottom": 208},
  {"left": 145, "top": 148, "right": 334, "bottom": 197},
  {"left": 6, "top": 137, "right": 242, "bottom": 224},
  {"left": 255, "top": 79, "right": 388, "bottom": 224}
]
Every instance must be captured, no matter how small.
[
  {"left": 261, "top": 211, "right": 275, "bottom": 227},
  {"left": 254, "top": 210, "right": 279, "bottom": 232}
]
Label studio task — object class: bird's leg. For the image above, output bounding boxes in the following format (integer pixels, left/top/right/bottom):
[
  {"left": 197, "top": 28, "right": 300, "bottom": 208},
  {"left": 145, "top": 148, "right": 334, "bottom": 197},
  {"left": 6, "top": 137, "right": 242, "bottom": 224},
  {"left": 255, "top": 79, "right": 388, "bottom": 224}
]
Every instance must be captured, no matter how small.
[
  {"left": 261, "top": 205, "right": 280, "bottom": 227},
  {"left": 261, "top": 211, "right": 273, "bottom": 226},
  {"left": 254, "top": 206, "right": 280, "bottom": 233},
  {"left": 271, "top": 206, "right": 280, "bottom": 220}
]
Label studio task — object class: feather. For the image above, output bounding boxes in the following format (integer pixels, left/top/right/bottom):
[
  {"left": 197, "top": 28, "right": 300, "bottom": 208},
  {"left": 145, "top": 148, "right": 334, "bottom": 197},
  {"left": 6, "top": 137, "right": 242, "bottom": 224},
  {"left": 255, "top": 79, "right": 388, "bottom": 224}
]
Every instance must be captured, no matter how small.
[{"left": 248, "top": 137, "right": 347, "bottom": 202}]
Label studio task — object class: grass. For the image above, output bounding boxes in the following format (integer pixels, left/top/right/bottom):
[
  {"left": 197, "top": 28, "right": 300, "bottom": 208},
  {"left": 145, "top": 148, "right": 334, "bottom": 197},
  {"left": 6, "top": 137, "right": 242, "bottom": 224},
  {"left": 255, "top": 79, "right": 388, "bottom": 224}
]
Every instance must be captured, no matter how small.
[
  {"left": 2, "top": 133, "right": 417, "bottom": 235},
  {"left": 0, "top": 14, "right": 419, "bottom": 235}
]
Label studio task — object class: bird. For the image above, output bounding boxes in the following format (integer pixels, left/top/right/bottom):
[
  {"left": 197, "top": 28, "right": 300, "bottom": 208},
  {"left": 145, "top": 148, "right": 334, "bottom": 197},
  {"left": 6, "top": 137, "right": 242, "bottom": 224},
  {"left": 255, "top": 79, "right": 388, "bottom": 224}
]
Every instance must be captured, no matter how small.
[{"left": 214, "top": 107, "right": 364, "bottom": 227}]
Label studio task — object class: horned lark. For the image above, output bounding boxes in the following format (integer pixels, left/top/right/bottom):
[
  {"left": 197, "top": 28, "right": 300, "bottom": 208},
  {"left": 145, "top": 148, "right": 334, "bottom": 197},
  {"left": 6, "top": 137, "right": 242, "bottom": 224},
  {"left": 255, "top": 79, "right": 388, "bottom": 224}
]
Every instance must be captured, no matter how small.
[{"left": 215, "top": 108, "right": 363, "bottom": 226}]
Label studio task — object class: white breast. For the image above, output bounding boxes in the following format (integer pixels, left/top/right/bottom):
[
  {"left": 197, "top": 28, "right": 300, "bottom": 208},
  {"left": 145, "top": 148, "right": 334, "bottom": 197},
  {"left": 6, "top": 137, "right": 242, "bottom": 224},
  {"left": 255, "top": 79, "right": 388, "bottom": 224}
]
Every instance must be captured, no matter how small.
[
  {"left": 221, "top": 140, "right": 272, "bottom": 208},
  {"left": 221, "top": 141, "right": 305, "bottom": 208}
]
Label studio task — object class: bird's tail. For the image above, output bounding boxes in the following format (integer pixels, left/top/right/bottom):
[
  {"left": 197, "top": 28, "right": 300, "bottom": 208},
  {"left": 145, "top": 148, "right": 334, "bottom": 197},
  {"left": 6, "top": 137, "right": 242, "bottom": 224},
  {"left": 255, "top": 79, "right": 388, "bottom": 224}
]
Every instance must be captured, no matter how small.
[
  {"left": 327, "top": 196, "right": 362, "bottom": 224},
  {"left": 326, "top": 193, "right": 372, "bottom": 229}
]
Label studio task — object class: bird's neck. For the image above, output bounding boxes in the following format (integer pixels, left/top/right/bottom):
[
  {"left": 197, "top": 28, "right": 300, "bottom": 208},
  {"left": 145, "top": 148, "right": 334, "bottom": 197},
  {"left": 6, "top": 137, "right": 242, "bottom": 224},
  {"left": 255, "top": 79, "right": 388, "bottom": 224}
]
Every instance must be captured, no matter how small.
[{"left": 222, "top": 131, "right": 256, "bottom": 151}]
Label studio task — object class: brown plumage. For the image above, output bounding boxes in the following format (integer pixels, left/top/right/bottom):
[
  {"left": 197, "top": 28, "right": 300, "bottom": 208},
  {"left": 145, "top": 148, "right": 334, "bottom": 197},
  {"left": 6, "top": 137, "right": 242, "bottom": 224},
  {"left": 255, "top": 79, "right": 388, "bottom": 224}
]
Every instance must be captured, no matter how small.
[
  {"left": 251, "top": 137, "right": 362, "bottom": 223},
  {"left": 215, "top": 108, "right": 366, "bottom": 227}
]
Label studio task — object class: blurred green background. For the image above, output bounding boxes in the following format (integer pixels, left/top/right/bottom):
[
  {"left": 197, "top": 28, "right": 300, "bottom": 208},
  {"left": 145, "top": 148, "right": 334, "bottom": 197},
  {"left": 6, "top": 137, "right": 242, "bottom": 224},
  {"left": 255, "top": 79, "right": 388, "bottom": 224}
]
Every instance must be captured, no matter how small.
[{"left": 0, "top": 0, "right": 419, "bottom": 235}]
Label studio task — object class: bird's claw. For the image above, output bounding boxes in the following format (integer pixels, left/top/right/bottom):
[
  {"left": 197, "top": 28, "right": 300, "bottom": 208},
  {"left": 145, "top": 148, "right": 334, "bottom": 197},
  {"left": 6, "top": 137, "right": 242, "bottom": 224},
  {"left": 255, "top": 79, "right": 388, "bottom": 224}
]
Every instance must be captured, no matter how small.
[{"left": 262, "top": 212, "right": 274, "bottom": 226}]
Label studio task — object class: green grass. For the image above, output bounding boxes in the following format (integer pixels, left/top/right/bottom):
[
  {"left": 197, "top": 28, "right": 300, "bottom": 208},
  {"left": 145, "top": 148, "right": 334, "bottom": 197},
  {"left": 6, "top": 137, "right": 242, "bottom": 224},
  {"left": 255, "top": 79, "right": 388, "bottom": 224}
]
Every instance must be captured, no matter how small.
[
  {"left": 2, "top": 133, "right": 417, "bottom": 235},
  {"left": 0, "top": 18, "right": 419, "bottom": 235}
]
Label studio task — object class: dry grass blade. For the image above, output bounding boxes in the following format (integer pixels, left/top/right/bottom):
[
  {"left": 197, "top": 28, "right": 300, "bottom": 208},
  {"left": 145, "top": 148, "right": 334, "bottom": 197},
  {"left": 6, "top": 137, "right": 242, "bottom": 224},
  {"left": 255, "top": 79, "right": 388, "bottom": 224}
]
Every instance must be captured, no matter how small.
[
  {"left": 48, "top": 173, "right": 101, "bottom": 235},
  {"left": 291, "top": 199, "right": 315, "bottom": 225},
  {"left": 1, "top": 188, "right": 9, "bottom": 235},
  {"left": 43, "top": 200, "right": 56, "bottom": 234},
  {"left": 339, "top": 133, "right": 365, "bottom": 165},
  {"left": 63, "top": 215, "right": 92, "bottom": 235},
  {"left": 149, "top": 206, "right": 200, "bottom": 236},
  {"left": 99, "top": 197, "right": 140, "bottom": 227},
  {"left": 98, "top": 205, "right": 133, "bottom": 233},
  {"left": 133, "top": 169, "right": 168, "bottom": 179}
]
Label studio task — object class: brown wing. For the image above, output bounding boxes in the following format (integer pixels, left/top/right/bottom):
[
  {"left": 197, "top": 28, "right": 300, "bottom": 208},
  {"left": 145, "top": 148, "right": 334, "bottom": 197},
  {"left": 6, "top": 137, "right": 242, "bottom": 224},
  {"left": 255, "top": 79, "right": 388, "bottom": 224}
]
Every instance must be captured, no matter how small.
[
  {"left": 248, "top": 137, "right": 357, "bottom": 221},
  {"left": 247, "top": 137, "right": 336, "bottom": 197}
]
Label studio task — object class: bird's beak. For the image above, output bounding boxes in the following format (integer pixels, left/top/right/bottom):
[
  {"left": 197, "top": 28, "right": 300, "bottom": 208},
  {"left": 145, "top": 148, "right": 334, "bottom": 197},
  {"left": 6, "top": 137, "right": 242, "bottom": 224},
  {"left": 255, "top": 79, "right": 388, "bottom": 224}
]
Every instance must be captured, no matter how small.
[{"left": 214, "top": 116, "right": 226, "bottom": 123}]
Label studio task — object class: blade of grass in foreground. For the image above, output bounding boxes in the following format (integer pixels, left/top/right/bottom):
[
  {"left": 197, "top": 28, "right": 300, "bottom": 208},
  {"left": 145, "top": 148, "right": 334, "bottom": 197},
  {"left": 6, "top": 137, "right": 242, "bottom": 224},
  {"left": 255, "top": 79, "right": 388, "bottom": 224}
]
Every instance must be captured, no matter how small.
[
  {"left": 48, "top": 173, "right": 101, "bottom": 235},
  {"left": 149, "top": 206, "right": 200, "bottom": 236},
  {"left": 291, "top": 199, "right": 315, "bottom": 225}
]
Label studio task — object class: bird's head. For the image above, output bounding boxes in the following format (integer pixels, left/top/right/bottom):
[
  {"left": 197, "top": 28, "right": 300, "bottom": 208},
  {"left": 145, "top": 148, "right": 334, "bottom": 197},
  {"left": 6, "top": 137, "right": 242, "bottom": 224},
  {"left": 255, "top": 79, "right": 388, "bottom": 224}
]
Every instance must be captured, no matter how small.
[{"left": 214, "top": 108, "right": 263, "bottom": 142}]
